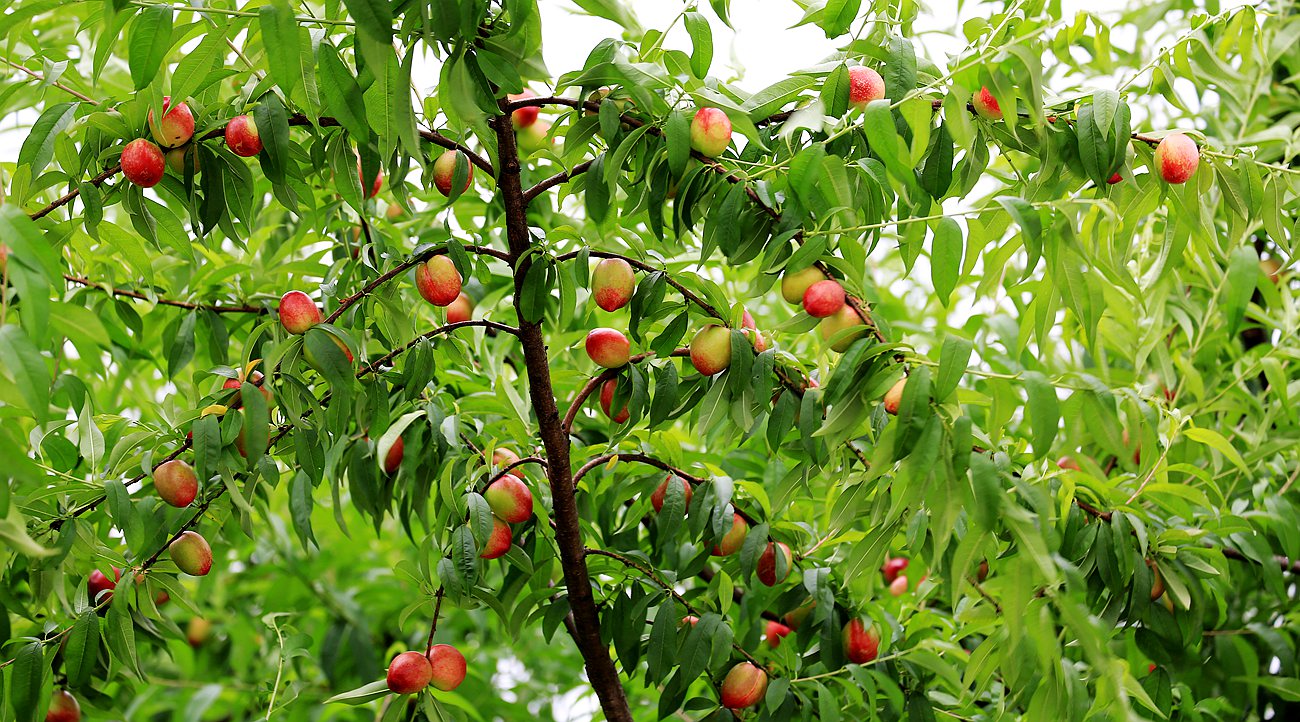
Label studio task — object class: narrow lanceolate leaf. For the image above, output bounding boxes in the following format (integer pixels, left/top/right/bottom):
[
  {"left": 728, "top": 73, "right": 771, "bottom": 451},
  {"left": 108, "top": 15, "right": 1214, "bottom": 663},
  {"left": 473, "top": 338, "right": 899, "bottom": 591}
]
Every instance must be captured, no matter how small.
[
  {"left": 821, "top": 64, "right": 850, "bottom": 118},
  {"left": 129, "top": 6, "right": 174, "bottom": 90},
  {"left": 317, "top": 43, "right": 370, "bottom": 141},
  {"left": 170, "top": 32, "right": 223, "bottom": 102},
  {"left": 259, "top": 0, "right": 303, "bottom": 97},
  {"left": 683, "top": 11, "right": 713, "bottom": 78},
  {"left": 18, "top": 101, "right": 78, "bottom": 174},
  {"left": 1223, "top": 246, "right": 1259, "bottom": 335},
  {"left": 0, "top": 325, "right": 51, "bottom": 421},
  {"left": 930, "top": 217, "right": 963, "bottom": 305},
  {"left": 9, "top": 642, "right": 43, "bottom": 722},
  {"left": 1022, "top": 372, "right": 1059, "bottom": 458},
  {"left": 64, "top": 610, "right": 101, "bottom": 689}
]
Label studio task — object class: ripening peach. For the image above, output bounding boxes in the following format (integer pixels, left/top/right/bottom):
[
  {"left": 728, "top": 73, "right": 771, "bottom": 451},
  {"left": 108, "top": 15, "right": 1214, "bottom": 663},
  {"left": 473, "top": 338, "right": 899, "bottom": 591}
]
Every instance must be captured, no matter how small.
[
  {"left": 848, "top": 66, "right": 885, "bottom": 107},
  {"left": 719, "top": 662, "right": 767, "bottom": 710},
  {"left": 780, "top": 266, "right": 826, "bottom": 304},
  {"left": 433, "top": 150, "right": 473, "bottom": 196},
  {"left": 121, "top": 139, "right": 165, "bottom": 187},
  {"left": 819, "top": 304, "right": 868, "bottom": 352},
  {"left": 479, "top": 516, "right": 512, "bottom": 559},
  {"left": 764, "top": 620, "right": 792, "bottom": 649},
  {"left": 711, "top": 513, "right": 749, "bottom": 556},
  {"left": 1154, "top": 132, "right": 1199, "bottom": 184},
  {"left": 843, "top": 618, "right": 881, "bottom": 664},
  {"left": 169, "top": 531, "right": 213, "bottom": 576},
  {"left": 87, "top": 567, "right": 121, "bottom": 604},
  {"left": 756, "top": 541, "right": 793, "bottom": 586},
  {"left": 45, "top": 690, "right": 81, "bottom": 722},
  {"left": 689, "top": 325, "right": 732, "bottom": 376},
  {"left": 446, "top": 292, "right": 474, "bottom": 324},
  {"left": 689, "top": 107, "right": 732, "bottom": 158},
  {"left": 493, "top": 448, "right": 526, "bottom": 480},
  {"left": 383, "top": 436, "right": 404, "bottom": 474},
  {"left": 591, "top": 258, "right": 636, "bottom": 312},
  {"left": 279, "top": 291, "right": 323, "bottom": 334},
  {"left": 651, "top": 475, "right": 693, "bottom": 513},
  {"left": 224, "top": 115, "right": 262, "bottom": 157},
  {"left": 427, "top": 644, "right": 467, "bottom": 691},
  {"left": 599, "top": 378, "right": 630, "bottom": 423},
  {"left": 386, "top": 651, "right": 433, "bottom": 694},
  {"left": 802, "top": 280, "right": 846, "bottom": 318},
  {"left": 485, "top": 475, "right": 533, "bottom": 523},
  {"left": 741, "top": 309, "right": 768, "bottom": 352},
  {"left": 148, "top": 97, "right": 195, "bottom": 148},
  {"left": 972, "top": 86, "right": 1002, "bottom": 120},
  {"left": 585, "top": 327, "right": 631, "bottom": 368},
  {"left": 153, "top": 459, "right": 198, "bottom": 507},
  {"left": 510, "top": 89, "right": 539, "bottom": 128},
  {"left": 883, "top": 378, "right": 906, "bottom": 415},
  {"left": 416, "top": 255, "right": 463, "bottom": 307}
]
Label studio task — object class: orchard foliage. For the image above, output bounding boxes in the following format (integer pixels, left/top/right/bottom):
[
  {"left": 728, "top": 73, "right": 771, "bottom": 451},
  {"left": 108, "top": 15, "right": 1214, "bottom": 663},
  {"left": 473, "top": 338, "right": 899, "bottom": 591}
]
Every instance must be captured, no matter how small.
[{"left": 1, "top": 0, "right": 1299, "bottom": 720}]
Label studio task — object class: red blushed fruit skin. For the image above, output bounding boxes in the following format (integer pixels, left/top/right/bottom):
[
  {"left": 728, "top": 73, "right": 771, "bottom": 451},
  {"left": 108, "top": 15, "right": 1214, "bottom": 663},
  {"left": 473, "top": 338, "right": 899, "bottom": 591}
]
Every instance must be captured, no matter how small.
[
  {"left": 121, "top": 139, "right": 166, "bottom": 187},
  {"left": 357, "top": 159, "right": 383, "bottom": 199},
  {"left": 690, "top": 107, "right": 732, "bottom": 158},
  {"left": 1108, "top": 172, "right": 1123, "bottom": 184},
  {"left": 479, "top": 516, "right": 512, "bottom": 559},
  {"left": 224, "top": 115, "right": 263, "bottom": 157},
  {"left": 889, "top": 575, "right": 909, "bottom": 596},
  {"left": 88, "top": 567, "right": 121, "bottom": 604},
  {"left": 883, "top": 378, "right": 906, "bottom": 415},
  {"left": 972, "top": 86, "right": 1003, "bottom": 120},
  {"left": 681, "top": 615, "right": 700, "bottom": 626},
  {"left": 485, "top": 475, "right": 533, "bottom": 523},
  {"left": 765, "top": 620, "right": 792, "bottom": 649},
  {"left": 740, "top": 310, "right": 768, "bottom": 352},
  {"left": 446, "top": 292, "right": 474, "bottom": 324},
  {"left": 383, "top": 436, "right": 404, "bottom": 474},
  {"left": 651, "top": 475, "right": 693, "bottom": 513},
  {"left": 591, "top": 257, "right": 636, "bottom": 312},
  {"left": 223, "top": 370, "right": 273, "bottom": 406},
  {"left": 599, "top": 378, "right": 630, "bottom": 423},
  {"left": 1154, "top": 132, "right": 1199, "bottom": 184},
  {"left": 711, "top": 513, "right": 749, "bottom": 556},
  {"left": 802, "top": 280, "right": 846, "bottom": 318},
  {"left": 510, "top": 89, "right": 539, "bottom": 128},
  {"left": 148, "top": 97, "right": 195, "bottom": 148},
  {"left": 387, "top": 651, "right": 433, "bottom": 695},
  {"left": 1057, "top": 456, "right": 1081, "bottom": 471},
  {"left": 170, "top": 530, "right": 213, "bottom": 576},
  {"left": 427, "top": 644, "right": 468, "bottom": 691},
  {"left": 433, "top": 150, "right": 473, "bottom": 196},
  {"left": 585, "top": 327, "right": 631, "bottom": 368},
  {"left": 416, "top": 256, "right": 463, "bottom": 307},
  {"left": 783, "top": 599, "right": 816, "bottom": 630},
  {"left": 881, "top": 556, "right": 909, "bottom": 584},
  {"left": 848, "top": 66, "right": 886, "bottom": 107},
  {"left": 843, "top": 618, "right": 881, "bottom": 664},
  {"left": 154, "top": 459, "right": 198, "bottom": 507},
  {"left": 493, "top": 448, "right": 525, "bottom": 480},
  {"left": 690, "top": 324, "right": 732, "bottom": 376},
  {"left": 46, "top": 690, "right": 81, "bottom": 722},
  {"left": 719, "top": 662, "right": 768, "bottom": 710},
  {"left": 976, "top": 560, "right": 989, "bottom": 583},
  {"left": 279, "top": 291, "right": 323, "bottom": 334},
  {"left": 757, "top": 541, "right": 793, "bottom": 587}
]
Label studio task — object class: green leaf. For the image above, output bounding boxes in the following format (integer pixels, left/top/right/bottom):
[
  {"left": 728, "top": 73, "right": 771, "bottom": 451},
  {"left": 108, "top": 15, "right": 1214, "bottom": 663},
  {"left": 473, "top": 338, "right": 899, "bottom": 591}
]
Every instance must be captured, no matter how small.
[
  {"left": 19, "top": 101, "right": 78, "bottom": 174},
  {"left": 340, "top": 0, "right": 394, "bottom": 71},
  {"left": 170, "top": 32, "right": 223, "bottom": 102},
  {"left": 324, "top": 679, "right": 391, "bottom": 704},
  {"left": 317, "top": 43, "right": 370, "bottom": 141},
  {"left": 821, "top": 64, "right": 850, "bottom": 118},
  {"left": 683, "top": 12, "right": 713, "bottom": 78},
  {"left": 129, "top": 6, "right": 173, "bottom": 90},
  {"left": 64, "top": 611, "right": 101, "bottom": 690},
  {"left": 819, "top": 0, "right": 861, "bottom": 37},
  {"left": 9, "top": 642, "right": 43, "bottom": 722},
  {"left": 259, "top": 0, "right": 303, "bottom": 97},
  {"left": 1022, "top": 372, "right": 1059, "bottom": 459},
  {"left": 1185, "top": 427, "right": 1248, "bottom": 475},
  {"left": 666, "top": 111, "right": 690, "bottom": 177},
  {"left": 1223, "top": 245, "right": 1259, "bottom": 335},
  {"left": 0, "top": 325, "right": 50, "bottom": 421},
  {"left": 930, "top": 217, "right": 962, "bottom": 305},
  {"left": 934, "top": 335, "right": 971, "bottom": 402}
]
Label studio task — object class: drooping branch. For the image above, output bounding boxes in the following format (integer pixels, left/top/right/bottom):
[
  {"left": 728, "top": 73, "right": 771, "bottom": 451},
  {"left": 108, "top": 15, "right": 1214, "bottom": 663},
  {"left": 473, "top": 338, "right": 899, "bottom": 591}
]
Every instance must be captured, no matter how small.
[
  {"left": 64, "top": 275, "right": 267, "bottom": 314},
  {"left": 358, "top": 320, "right": 519, "bottom": 374}
]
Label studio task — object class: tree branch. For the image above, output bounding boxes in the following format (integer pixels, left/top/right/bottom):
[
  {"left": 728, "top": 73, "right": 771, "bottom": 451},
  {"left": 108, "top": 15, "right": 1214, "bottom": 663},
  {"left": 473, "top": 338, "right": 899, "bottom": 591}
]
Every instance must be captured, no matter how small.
[
  {"left": 64, "top": 275, "right": 267, "bottom": 314},
  {"left": 560, "top": 349, "right": 690, "bottom": 436}
]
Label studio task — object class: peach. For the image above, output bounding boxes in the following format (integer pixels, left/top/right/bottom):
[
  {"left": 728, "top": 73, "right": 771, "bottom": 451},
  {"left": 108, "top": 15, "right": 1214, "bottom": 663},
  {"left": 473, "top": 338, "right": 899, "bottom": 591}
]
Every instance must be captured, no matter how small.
[
  {"left": 485, "top": 475, "right": 533, "bottom": 523},
  {"left": 741, "top": 309, "right": 767, "bottom": 352},
  {"left": 882, "top": 378, "right": 906, "bottom": 415},
  {"left": 881, "top": 556, "right": 908, "bottom": 583},
  {"left": 1107, "top": 171, "right": 1123, "bottom": 184},
  {"left": 385, "top": 203, "right": 404, "bottom": 220},
  {"left": 689, "top": 107, "right": 731, "bottom": 158},
  {"left": 416, "top": 255, "right": 463, "bottom": 307},
  {"left": 492, "top": 448, "right": 525, "bottom": 480},
  {"left": 710, "top": 513, "right": 749, "bottom": 556},
  {"left": 889, "top": 575, "right": 908, "bottom": 596},
  {"left": 972, "top": 86, "right": 1002, "bottom": 120},
  {"left": 517, "top": 120, "right": 553, "bottom": 154},
  {"left": 187, "top": 617, "right": 212, "bottom": 647},
  {"left": 843, "top": 618, "right": 881, "bottom": 664},
  {"left": 154, "top": 459, "right": 198, "bottom": 507},
  {"left": 169, "top": 530, "right": 213, "bottom": 576},
  {"left": 1261, "top": 258, "right": 1283, "bottom": 284},
  {"left": 1154, "top": 132, "right": 1199, "bottom": 184},
  {"left": 1148, "top": 559, "right": 1164, "bottom": 601},
  {"left": 976, "top": 560, "right": 989, "bottom": 583},
  {"left": 1056, "top": 456, "right": 1081, "bottom": 471},
  {"left": 585, "top": 327, "right": 631, "bottom": 368},
  {"left": 383, "top": 436, "right": 403, "bottom": 474},
  {"left": 599, "top": 378, "right": 629, "bottom": 423},
  {"left": 224, "top": 114, "right": 262, "bottom": 157},
  {"left": 433, "top": 150, "right": 473, "bottom": 196},
  {"left": 689, "top": 324, "right": 732, "bottom": 376},
  {"left": 848, "top": 66, "right": 885, "bottom": 107},
  {"left": 510, "top": 89, "right": 539, "bottom": 128},
  {"left": 591, "top": 258, "right": 636, "bottom": 312},
  {"left": 783, "top": 599, "right": 816, "bottom": 630},
  {"left": 818, "top": 305, "right": 867, "bottom": 352},
  {"left": 279, "top": 291, "right": 323, "bottom": 334},
  {"left": 87, "top": 567, "right": 120, "bottom": 604},
  {"left": 427, "top": 644, "right": 467, "bottom": 691},
  {"left": 222, "top": 370, "right": 272, "bottom": 406},
  {"left": 386, "top": 651, "right": 433, "bottom": 694},
  {"left": 764, "top": 620, "right": 792, "bottom": 649},
  {"left": 719, "top": 662, "right": 767, "bottom": 710},
  {"left": 650, "top": 475, "right": 692, "bottom": 514},
  {"left": 479, "top": 516, "right": 512, "bottom": 559},
  {"left": 148, "top": 97, "right": 194, "bottom": 148},
  {"left": 681, "top": 615, "right": 700, "bottom": 626},
  {"left": 446, "top": 292, "right": 474, "bottom": 324},
  {"left": 802, "top": 279, "right": 845, "bottom": 318},
  {"left": 780, "top": 266, "right": 826, "bottom": 304},
  {"left": 121, "top": 139, "right": 165, "bottom": 187},
  {"left": 357, "top": 157, "right": 383, "bottom": 199},
  {"left": 756, "top": 541, "right": 792, "bottom": 587},
  {"left": 46, "top": 690, "right": 81, "bottom": 722},
  {"left": 165, "top": 146, "right": 200, "bottom": 175}
]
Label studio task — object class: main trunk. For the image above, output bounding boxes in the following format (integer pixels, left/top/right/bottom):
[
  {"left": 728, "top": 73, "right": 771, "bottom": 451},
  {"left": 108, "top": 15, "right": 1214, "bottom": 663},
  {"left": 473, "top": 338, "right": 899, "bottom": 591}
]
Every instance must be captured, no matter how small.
[{"left": 492, "top": 115, "right": 633, "bottom": 721}]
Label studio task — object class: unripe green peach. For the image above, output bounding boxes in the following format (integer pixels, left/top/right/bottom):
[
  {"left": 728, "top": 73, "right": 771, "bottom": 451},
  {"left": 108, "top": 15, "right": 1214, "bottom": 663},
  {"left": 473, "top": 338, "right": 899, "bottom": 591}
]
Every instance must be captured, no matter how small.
[
  {"left": 972, "top": 87, "right": 1002, "bottom": 120},
  {"left": 517, "top": 121, "right": 553, "bottom": 154},
  {"left": 818, "top": 304, "right": 867, "bottom": 352},
  {"left": 416, "top": 256, "right": 463, "bottom": 307},
  {"left": 386, "top": 650, "right": 433, "bottom": 694},
  {"left": 479, "top": 516, "right": 512, "bottom": 559},
  {"left": 591, "top": 258, "right": 636, "bottom": 312},
  {"left": 279, "top": 291, "right": 322, "bottom": 334},
  {"left": 882, "top": 377, "right": 906, "bottom": 415},
  {"left": 710, "top": 513, "right": 749, "bottom": 556},
  {"left": 780, "top": 266, "right": 827, "bottom": 304},
  {"left": 651, "top": 475, "right": 692, "bottom": 513},
  {"left": 121, "top": 139, "right": 165, "bottom": 187},
  {"left": 169, "top": 530, "right": 213, "bottom": 576},
  {"left": 154, "top": 459, "right": 198, "bottom": 507},
  {"left": 843, "top": 618, "right": 881, "bottom": 664},
  {"left": 433, "top": 150, "right": 473, "bottom": 196},
  {"left": 224, "top": 115, "right": 262, "bottom": 157},
  {"left": 756, "top": 541, "right": 792, "bottom": 587},
  {"left": 585, "top": 328, "right": 631, "bottom": 368},
  {"left": 485, "top": 475, "right": 533, "bottom": 523},
  {"left": 599, "top": 378, "right": 629, "bottom": 423},
  {"left": 719, "top": 662, "right": 767, "bottom": 710},
  {"left": 148, "top": 97, "right": 195, "bottom": 148},
  {"left": 1154, "top": 132, "right": 1199, "bottom": 184},
  {"left": 689, "top": 107, "right": 732, "bottom": 158},
  {"left": 689, "top": 324, "right": 732, "bottom": 376},
  {"left": 427, "top": 644, "right": 468, "bottom": 691},
  {"left": 848, "top": 66, "right": 885, "bottom": 107}
]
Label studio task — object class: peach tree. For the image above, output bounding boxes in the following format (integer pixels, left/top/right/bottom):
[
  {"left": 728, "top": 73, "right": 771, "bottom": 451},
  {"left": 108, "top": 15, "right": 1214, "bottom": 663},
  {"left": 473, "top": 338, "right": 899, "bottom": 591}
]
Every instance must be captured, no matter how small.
[{"left": 1, "top": 0, "right": 1298, "bottom": 720}]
